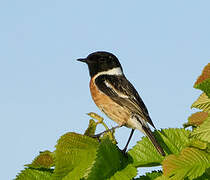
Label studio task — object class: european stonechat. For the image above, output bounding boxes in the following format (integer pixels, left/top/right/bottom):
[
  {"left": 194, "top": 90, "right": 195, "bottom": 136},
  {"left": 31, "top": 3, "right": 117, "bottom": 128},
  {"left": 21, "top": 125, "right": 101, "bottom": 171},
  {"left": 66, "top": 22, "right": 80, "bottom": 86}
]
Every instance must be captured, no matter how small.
[{"left": 77, "top": 51, "right": 165, "bottom": 156}]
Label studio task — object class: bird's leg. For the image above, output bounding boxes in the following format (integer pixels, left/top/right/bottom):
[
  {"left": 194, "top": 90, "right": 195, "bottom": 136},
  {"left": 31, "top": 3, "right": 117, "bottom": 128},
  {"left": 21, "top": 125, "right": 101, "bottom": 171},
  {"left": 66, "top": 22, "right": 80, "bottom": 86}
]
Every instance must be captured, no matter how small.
[
  {"left": 91, "top": 125, "right": 122, "bottom": 138},
  {"left": 122, "top": 129, "right": 135, "bottom": 153}
]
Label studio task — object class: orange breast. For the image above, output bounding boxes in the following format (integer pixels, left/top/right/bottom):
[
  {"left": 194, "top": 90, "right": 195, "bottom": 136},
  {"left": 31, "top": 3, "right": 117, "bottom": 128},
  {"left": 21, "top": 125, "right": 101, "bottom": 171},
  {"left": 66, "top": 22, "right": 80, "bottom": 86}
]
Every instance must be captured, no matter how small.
[{"left": 89, "top": 78, "right": 130, "bottom": 126}]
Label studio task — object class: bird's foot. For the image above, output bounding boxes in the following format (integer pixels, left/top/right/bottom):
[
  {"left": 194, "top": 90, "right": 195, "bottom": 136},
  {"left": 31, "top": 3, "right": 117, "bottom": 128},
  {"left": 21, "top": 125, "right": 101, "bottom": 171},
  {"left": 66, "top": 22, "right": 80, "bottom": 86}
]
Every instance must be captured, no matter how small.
[
  {"left": 90, "top": 125, "right": 121, "bottom": 139},
  {"left": 121, "top": 147, "right": 127, "bottom": 154}
]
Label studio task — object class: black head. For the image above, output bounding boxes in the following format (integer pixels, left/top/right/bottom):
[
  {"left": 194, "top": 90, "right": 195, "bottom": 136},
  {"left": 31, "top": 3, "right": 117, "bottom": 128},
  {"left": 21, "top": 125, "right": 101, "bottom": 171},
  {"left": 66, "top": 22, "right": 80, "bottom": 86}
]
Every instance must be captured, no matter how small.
[{"left": 77, "top": 51, "right": 123, "bottom": 77}]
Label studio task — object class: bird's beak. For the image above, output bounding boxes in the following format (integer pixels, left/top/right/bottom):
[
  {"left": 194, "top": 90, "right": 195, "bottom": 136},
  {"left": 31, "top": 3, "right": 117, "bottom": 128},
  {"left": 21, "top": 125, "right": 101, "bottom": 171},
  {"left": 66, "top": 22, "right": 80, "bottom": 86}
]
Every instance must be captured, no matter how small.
[{"left": 77, "top": 58, "right": 87, "bottom": 63}]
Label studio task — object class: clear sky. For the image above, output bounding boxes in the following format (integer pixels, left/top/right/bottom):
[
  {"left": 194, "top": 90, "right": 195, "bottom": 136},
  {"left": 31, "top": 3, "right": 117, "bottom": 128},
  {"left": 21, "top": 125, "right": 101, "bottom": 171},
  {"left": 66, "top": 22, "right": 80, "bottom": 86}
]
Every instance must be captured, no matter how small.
[{"left": 1, "top": 1, "right": 210, "bottom": 179}]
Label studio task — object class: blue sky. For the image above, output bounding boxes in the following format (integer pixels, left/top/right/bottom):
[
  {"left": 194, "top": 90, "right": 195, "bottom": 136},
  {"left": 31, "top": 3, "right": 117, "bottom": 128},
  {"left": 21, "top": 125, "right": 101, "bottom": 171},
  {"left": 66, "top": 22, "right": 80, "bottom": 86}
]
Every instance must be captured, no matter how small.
[{"left": 0, "top": 1, "right": 210, "bottom": 179}]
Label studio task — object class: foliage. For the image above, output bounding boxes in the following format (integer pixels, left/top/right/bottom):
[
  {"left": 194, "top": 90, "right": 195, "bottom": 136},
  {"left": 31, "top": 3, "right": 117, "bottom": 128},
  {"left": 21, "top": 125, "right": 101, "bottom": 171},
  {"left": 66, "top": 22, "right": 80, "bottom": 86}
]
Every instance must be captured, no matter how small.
[
  {"left": 163, "top": 147, "right": 210, "bottom": 180},
  {"left": 15, "top": 64, "right": 210, "bottom": 180}
]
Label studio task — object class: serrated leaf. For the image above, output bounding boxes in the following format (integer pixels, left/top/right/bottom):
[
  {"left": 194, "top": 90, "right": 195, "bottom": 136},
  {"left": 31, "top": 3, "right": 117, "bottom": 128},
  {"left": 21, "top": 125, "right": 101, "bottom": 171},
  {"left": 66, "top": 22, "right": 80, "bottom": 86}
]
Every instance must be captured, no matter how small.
[
  {"left": 128, "top": 129, "right": 190, "bottom": 167},
  {"left": 185, "top": 112, "right": 209, "bottom": 127},
  {"left": 195, "top": 79, "right": 210, "bottom": 99},
  {"left": 191, "top": 93, "right": 210, "bottom": 112},
  {"left": 194, "top": 63, "right": 210, "bottom": 98},
  {"left": 84, "top": 119, "right": 97, "bottom": 136},
  {"left": 109, "top": 164, "right": 137, "bottom": 180},
  {"left": 191, "top": 115, "right": 210, "bottom": 143},
  {"left": 188, "top": 139, "right": 207, "bottom": 150},
  {"left": 135, "top": 170, "right": 162, "bottom": 180},
  {"left": 52, "top": 132, "right": 99, "bottom": 180},
  {"left": 25, "top": 151, "right": 54, "bottom": 169},
  {"left": 128, "top": 136, "right": 163, "bottom": 167},
  {"left": 157, "top": 128, "right": 190, "bottom": 154},
  {"left": 163, "top": 147, "right": 210, "bottom": 180},
  {"left": 15, "top": 168, "right": 52, "bottom": 180},
  {"left": 87, "top": 138, "right": 129, "bottom": 180}
]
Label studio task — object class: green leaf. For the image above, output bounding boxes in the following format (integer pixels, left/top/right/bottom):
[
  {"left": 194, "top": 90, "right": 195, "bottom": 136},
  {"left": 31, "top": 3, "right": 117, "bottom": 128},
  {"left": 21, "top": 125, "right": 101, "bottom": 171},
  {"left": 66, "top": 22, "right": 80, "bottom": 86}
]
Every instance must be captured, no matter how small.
[
  {"left": 163, "top": 147, "right": 210, "bottom": 180},
  {"left": 191, "top": 93, "right": 210, "bottom": 112},
  {"left": 157, "top": 128, "right": 190, "bottom": 154},
  {"left": 84, "top": 119, "right": 97, "bottom": 136},
  {"left": 25, "top": 151, "right": 54, "bottom": 169},
  {"left": 87, "top": 138, "right": 129, "bottom": 180},
  {"left": 191, "top": 115, "right": 210, "bottom": 143},
  {"left": 52, "top": 132, "right": 99, "bottom": 180},
  {"left": 195, "top": 79, "right": 210, "bottom": 98},
  {"left": 15, "top": 168, "right": 52, "bottom": 180},
  {"left": 109, "top": 164, "right": 137, "bottom": 180},
  {"left": 135, "top": 170, "right": 162, "bottom": 180},
  {"left": 128, "top": 128, "right": 190, "bottom": 167},
  {"left": 188, "top": 139, "right": 208, "bottom": 150},
  {"left": 128, "top": 135, "right": 163, "bottom": 167},
  {"left": 194, "top": 63, "right": 210, "bottom": 98}
]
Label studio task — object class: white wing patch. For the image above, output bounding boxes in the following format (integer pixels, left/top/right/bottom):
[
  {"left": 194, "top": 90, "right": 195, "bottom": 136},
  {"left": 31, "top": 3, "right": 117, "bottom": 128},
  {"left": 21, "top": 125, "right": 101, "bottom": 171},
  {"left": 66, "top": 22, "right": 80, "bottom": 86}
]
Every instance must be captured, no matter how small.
[{"left": 104, "top": 80, "right": 129, "bottom": 98}]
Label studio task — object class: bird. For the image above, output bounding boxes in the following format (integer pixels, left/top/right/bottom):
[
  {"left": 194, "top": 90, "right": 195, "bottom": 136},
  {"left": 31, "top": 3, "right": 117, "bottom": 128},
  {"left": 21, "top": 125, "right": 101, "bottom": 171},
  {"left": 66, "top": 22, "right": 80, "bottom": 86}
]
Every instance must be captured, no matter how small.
[{"left": 77, "top": 51, "right": 165, "bottom": 156}]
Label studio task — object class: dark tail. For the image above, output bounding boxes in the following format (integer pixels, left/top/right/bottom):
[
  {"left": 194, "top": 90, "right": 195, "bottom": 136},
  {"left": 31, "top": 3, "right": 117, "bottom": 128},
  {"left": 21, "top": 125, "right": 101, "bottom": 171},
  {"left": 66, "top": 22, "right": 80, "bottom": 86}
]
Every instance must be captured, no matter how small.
[{"left": 142, "top": 126, "right": 165, "bottom": 156}]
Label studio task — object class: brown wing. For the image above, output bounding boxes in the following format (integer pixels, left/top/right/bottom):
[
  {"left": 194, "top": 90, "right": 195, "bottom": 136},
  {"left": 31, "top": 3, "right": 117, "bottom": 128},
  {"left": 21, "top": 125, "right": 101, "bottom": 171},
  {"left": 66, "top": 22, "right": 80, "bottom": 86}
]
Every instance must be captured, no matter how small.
[{"left": 95, "top": 75, "right": 155, "bottom": 128}]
